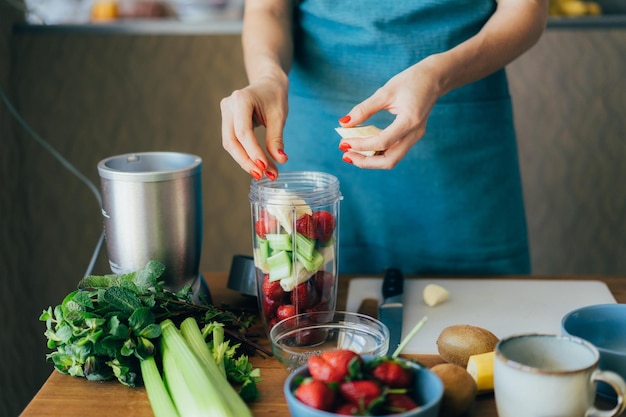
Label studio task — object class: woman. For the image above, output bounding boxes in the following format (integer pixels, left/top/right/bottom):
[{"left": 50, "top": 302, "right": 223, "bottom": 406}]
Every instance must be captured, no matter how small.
[{"left": 221, "top": 0, "right": 548, "bottom": 275}]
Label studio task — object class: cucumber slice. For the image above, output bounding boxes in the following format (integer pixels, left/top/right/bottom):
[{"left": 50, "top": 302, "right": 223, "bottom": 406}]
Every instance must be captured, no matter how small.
[
  {"left": 265, "top": 233, "right": 293, "bottom": 252},
  {"left": 279, "top": 262, "right": 312, "bottom": 292},
  {"left": 295, "top": 232, "right": 316, "bottom": 262},
  {"left": 256, "top": 238, "right": 270, "bottom": 264},
  {"left": 267, "top": 250, "right": 292, "bottom": 282},
  {"left": 297, "top": 247, "right": 325, "bottom": 272}
]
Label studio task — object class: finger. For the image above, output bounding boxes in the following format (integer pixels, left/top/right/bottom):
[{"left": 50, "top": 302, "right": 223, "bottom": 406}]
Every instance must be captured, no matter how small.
[
  {"left": 220, "top": 96, "right": 265, "bottom": 180},
  {"left": 341, "top": 88, "right": 390, "bottom": 127},
  {"left": 264, "top": 109, "right": 289, "bottom": 167}
]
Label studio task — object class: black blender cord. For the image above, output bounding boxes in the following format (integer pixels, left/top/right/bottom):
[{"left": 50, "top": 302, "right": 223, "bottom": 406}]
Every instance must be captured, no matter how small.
[{"left": 0, "top": 84, "right": 104, "bottom": 276}]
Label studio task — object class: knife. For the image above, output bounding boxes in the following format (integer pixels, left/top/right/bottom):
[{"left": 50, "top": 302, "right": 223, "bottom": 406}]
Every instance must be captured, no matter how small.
[{"left": 378, "top": 267, "right": 404, "bottom": 355}]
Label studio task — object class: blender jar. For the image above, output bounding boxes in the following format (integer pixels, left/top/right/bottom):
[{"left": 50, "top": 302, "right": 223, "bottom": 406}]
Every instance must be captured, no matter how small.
[{"left": 249, "top": 171, "right": 342, "bottom": 334}]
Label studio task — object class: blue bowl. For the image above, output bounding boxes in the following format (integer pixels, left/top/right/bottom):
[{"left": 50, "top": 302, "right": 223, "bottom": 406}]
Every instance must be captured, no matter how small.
[
  {"left": 284, "top": 356, "right": 443, "bottom": 417},
  {"left": 562, "top": 303, "right": 626, "bottom": 399}
]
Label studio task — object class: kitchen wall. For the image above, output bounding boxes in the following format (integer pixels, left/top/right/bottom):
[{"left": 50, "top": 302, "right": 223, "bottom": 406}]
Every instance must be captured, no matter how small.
[
  {"left": 2, "top": 19, "right": 626, "bottom": 416},
  {"left": 1, "top": 4, "right": 36, "bottom": 417}
]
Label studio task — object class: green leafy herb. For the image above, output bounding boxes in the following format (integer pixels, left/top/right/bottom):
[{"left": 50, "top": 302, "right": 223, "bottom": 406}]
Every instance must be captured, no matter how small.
[{"left": 41, "top": 260, "right": 267, "bottom": 395}]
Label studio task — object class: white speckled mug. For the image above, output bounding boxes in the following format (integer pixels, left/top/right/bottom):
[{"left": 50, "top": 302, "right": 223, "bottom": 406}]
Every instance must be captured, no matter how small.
[{"left": 494, "top": 334, "right": 626, "bottom": 417}]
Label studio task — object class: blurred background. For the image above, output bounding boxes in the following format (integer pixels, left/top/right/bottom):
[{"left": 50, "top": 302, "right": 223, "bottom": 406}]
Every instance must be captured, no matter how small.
[{"left": 1, "top": 0, "right": 625, "bottom": 416}]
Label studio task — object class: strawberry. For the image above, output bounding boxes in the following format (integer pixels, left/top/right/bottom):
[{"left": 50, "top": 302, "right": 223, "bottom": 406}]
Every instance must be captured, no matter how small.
[
  {"left": 386, "top": 393, "right": 419, "bottom": 413},
  {"left": 294, "top": 379, "right": 336, "bottom": 411},
  {"left": 276, "top": 304, "right": 296, "bottom": 321},
  {"left": 370, "top": 360, "right": 414, "bottom": 388},
  {"left": 308, "top": 350, "right": 360, "bottom": 383},
  {"left": 312, "top": 210, "right": 335, "bottom": 243},
  {"left": 335, "top": 402, "right": 362, "bottom": 415},
  {"left": 262, "top": 274, "right": 285, "bottom": 301},
  {"left": 314, "top": 270, "right": 335, "bottom": 293},
  {"left": 262, "top": 295, "right": 279, "bottom": 320},
  {"left": 291, "top": 279, "right": 319, "bottom": 311},
  {"left": 254, "top": 209, "right": 279, "bottom": 239},
  {"left": 296, "top": 213, "right": 318, "bottom": 239},
  {"left": 339, "top": 380, "right": 382, "bottom": 407}
]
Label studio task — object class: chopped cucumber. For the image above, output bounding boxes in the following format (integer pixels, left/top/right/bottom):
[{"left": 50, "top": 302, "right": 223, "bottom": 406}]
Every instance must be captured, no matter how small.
[
  {"left": 267, "top": 250, "right": 292, "bottom": 282},
  {"left": 257, "top": 238, "right": 270, "bottom": 264},
  {"left": 295, "top": 233, "right": 316, "bottom": 262},
  {"left": 297, "top": 248, "right": 325, "bottom": 272},
  {"left": 279, "top": 262, "right": 313, "bottom": 292},
  {"left": 265, "top": 233, "right": 293, "bottom": 251}
]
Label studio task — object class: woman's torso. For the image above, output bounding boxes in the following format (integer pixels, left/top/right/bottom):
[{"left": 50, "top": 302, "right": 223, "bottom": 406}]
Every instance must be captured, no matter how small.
[{"left": 283, "top": 0, "right": 530, "bottom": 275}]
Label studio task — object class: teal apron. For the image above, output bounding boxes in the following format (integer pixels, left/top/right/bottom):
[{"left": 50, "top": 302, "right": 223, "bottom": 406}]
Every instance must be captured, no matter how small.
[{"left": 282, "top": 0, "right": 530, "bottom": 275}]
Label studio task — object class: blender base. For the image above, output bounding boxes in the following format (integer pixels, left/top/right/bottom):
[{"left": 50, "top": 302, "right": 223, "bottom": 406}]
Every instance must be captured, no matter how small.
[{"left": 191, "top": 273, "right": 212, "bottom": 305}]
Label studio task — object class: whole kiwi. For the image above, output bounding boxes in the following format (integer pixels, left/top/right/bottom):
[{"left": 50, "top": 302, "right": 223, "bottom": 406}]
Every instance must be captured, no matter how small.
[
  {"left": 431, "top": 363, "right": 477, "bottom": 417},
  {"left": 436, "top": 324, "right": 499, "bottom": 367}
]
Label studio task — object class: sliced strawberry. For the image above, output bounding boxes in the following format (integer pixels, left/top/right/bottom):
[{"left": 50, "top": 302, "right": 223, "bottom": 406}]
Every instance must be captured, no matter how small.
[
  {"left": 262, "top": 274, "right": 285, "bottom": 301},
  {"left": 294, "top": 379, "right": 336, "bottom": 411},
  {"left": 312, "top": 210, "right": 335, "bottom": 244},
  {"left": 276, "top": 304, "right": 296, "bottom": 321},
  {"left": 254, "top": 209, "right": 279, "bottom": 239},
  {"left": 386, "top": 393, "right": 419, "bottom": 413},
  {"left": 296, "top": 213, "right": 318, "bottom": 239},
  {"left": 339, "top": 380, "right": 382, "bottom": 407},
  {"left": 370, "top": 360, "right": 414, "bottom": 388},
  {"left": 291, "top": 279, "right": 319, "bottom": 311},
  {"left": 308, "top": 350, "right": 360, "bottom": 383}
]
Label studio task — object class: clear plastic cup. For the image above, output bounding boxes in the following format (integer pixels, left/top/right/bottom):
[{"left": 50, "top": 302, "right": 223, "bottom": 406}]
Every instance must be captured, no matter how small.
[{"left": 249, "top": 171, "right": 342, "bottom": 335}]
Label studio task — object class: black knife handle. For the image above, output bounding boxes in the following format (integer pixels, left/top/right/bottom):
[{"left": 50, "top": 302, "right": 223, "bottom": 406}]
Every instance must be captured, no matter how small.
[{"left": 382, "top": 268, "right": 404, "bottom": 299}]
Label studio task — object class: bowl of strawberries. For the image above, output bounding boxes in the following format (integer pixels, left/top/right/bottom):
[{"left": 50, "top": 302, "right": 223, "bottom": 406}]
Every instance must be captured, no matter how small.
[
  {"left": 284, "top": 349, "right": 443, "bottom": 416},
  {"left": 270, "top": 311, "right": 390, "bottom": 372}
]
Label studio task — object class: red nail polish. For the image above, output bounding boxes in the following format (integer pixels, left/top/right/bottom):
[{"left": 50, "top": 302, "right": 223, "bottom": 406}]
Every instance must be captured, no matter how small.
[
  {"left": 277, "top": 149, "right": 288, "bottom": 160},
  {"left": 255, "top": 159, "right": 266, "bottom": 170},
  {"left": 265, "top": 171, "right": 276, "bottom": 181},
  {"left": 339, "top": 142, "right": 351, "bottom": 152},
  {"left": 339, "top": 115, "right": 351, "bottom": 124},
  {"left": 250, "top": 170, "right": 262, "bottom": 181},
  {"left": 342, "top": 155, "right": 353, "bottom": 164}
]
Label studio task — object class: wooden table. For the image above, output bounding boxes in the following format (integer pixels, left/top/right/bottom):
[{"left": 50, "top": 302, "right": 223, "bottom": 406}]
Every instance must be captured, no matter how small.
[{"left": 21, "top": 274, "right": 626, "bottom": 417}]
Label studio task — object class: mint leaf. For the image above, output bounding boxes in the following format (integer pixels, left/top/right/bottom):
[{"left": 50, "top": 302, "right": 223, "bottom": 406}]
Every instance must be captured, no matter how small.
[{"left": 102, "top": 286, "right": 142, "bottom": 314}]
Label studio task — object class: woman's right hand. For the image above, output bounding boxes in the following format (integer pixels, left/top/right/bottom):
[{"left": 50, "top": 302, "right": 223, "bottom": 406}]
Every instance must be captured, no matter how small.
[{"left": 220, "top": 72, "right": 290, "bottom": 181}]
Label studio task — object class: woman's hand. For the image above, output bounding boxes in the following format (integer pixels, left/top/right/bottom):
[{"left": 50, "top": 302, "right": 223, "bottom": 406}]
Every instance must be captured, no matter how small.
[
  {"left": 220, "top": 72, "right": 289, "bottom": 181},
  {"left": 337, "top": 57, "right": 443, "bottom": 170}
]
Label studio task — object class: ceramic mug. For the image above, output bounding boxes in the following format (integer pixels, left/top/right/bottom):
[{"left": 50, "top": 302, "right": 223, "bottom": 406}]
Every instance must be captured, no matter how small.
[{"left": 494, "top": 333, "right": 626, "bottom": 417}]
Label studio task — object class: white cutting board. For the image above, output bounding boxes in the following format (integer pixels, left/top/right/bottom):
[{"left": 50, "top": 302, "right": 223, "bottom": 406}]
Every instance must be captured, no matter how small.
[{"left": 345, "top": 278, "right": 616, "bottom": 354}]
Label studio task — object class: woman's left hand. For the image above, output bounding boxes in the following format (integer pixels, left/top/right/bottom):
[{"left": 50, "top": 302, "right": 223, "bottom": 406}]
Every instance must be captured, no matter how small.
[{"left": 337, "top": 56, "right": 443, "bottom": 169}]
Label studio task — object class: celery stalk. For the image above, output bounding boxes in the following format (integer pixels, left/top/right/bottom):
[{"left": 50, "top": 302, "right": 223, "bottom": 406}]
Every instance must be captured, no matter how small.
[
  {"left": 140, "top": 356, "right": 180, "bottom": 417},
  {"left": 160, "top": 319, "right": 233, "bottom": 417},
  {"left": 179, "top": 317, "right": 253, "bottom": 417}
]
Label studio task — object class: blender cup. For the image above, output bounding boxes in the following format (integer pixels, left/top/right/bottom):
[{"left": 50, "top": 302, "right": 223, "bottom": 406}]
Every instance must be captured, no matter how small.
[
  {"left": 249, "top": 171, "right": 342, "bottom": 334},
  {"left": 97, "top": 152, "right": 208, "bottom": 300}
]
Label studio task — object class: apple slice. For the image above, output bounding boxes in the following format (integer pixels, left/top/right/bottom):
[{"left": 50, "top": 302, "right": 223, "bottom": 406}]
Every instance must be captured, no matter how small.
[{"left": 334, "top": 125, "right": 383, "bottom": 156}]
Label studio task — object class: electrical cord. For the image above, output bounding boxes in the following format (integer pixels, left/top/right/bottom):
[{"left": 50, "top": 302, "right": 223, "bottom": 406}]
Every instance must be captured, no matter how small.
[{"left": 0, "top": 84, "right": 105, "bottom": 276}]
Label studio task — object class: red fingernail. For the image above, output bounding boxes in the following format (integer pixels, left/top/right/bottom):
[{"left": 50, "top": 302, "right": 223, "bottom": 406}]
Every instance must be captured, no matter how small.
[
  {"left": 265, "top": 171, "right": 276, "bottom": 181},
  {"left": 250, "top": 170, "right": 262, "bottom": 181},
  {"left": 255, "top": 159, "right": 266, "bottom": 170},
  {"left": 277, "top": 149, "right": 288, "bottom": 160},
  {"left": 339, "top": 115, "right": 351, "bottom": 124},
  {"left": 342, "top": 155, "right": 353, "bottom": 164},
  {"left": 339, "top": 142, "right": 351, "bottom": 152}
]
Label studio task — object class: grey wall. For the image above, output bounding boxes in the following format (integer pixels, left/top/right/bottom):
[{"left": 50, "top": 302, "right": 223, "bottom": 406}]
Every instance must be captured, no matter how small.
[{"left": 1, "top": 21, "right": 625, "bottom": 416}]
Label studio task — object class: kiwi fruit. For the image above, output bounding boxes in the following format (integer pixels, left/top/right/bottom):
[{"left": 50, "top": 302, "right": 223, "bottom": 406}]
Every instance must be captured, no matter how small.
[
  {"left": 431, "top": 363, "right": 477, "bottom": 417},
  {"left": 436, "top": 324, "right": 499, "bottom": 367}
]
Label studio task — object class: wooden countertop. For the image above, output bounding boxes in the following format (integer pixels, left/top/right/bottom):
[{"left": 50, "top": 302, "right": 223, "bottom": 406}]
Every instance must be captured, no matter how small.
[{"left": 20, "top": 274, "right": 626, "bottom": 417}]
